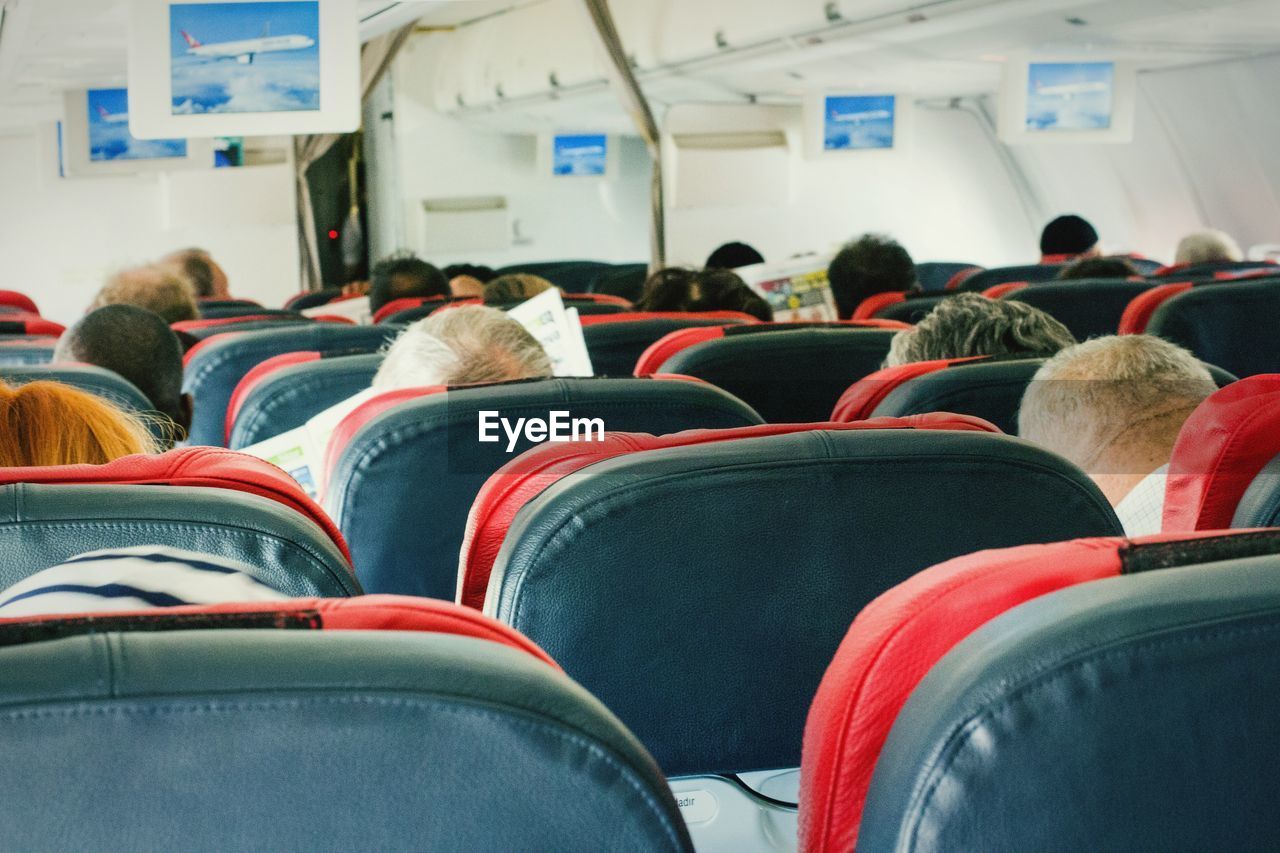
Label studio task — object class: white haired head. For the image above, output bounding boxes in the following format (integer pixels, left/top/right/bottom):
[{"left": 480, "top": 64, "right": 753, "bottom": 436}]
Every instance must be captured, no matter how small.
[{"left": 1174, "top": 229, "right": 1243, "bottom": 266}]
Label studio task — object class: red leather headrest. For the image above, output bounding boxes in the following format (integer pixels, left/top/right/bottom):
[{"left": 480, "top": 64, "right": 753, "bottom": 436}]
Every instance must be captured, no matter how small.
[
  {"left": 1165, "top": 375, "right": 1280, "bottom": 531},
  {"left": 172, "top": 315, "right": 309, "bottom": 333},
  {"left": 851, "top": 291, "right": 905, "bottom": 320},
  {"left": 830, "top": 356, "right": 990, "bottom": 422},
  {"left": 0, "top": 291, "right": 40, "bottom": 316},
  {"left": 943, "top": 267, "right": 983, "bottom": 290},
  {"left": 322, "top": 385, "right": 448, "bottom": 485},
  {"left": 982, "top": 281, "right": 1029, "bottom": 299},
  {"left": 371, "top": 296, "right": 452, "bottom": 325},
  {"left": 0, "top": 447, "right": 351, "bottom": 563},
  {"left": 457, "top": 414, "right": 1002, "bottom": 610},
  {"left": 798, "top": 528, "right": 1278, "bottom": 851},
  {"left": 0, "top": 317, "right": 64, "bottom": 338},
  {"left": 225, "top": 351, "right": 322, "bottom": 445},
  {"left": 1117, "top": 282, "right": 1191, "bottom": 334},
  {"left": 0, "top": 595, "right": 555, "bottom": 666}
]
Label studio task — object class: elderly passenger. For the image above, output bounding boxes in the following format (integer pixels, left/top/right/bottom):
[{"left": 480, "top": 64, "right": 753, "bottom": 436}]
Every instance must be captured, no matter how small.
[
  {"left": 91, "top": 264, "right": 198, "bottom": 324},
  {"left": 373, "top": 305, "right": 552, "bottom": 389},
  {"left": 1174, "top": 229, "right": 1244, "bottom": 266},
  {"left": 884, "top": 293, "right": 1076, "bottom": 368}
]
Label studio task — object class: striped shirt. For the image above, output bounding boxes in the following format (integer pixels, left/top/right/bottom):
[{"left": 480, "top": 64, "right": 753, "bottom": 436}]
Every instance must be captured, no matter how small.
[{"left": 0, "top": 546, "right": 288, "bottom": 618}]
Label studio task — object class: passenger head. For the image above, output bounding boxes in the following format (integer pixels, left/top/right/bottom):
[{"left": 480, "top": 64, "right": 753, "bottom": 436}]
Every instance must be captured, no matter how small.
[
  {"left": 1018, "top": 335, "right": 1216, "bottom": 506},
  {"left": 0, "top": 380, "right": 158, "bottom": 467},
  {"left": 372, "top": 305, "right": 553, "bottom": 389},
  {"left": 368, "top": 253, "right": 450, "bottom": 313},
  {"left": 443, "top": 263, "right": 496, "bottom": 298},
  {"left": 885, "top": 293, "right": 1076, "bottom": 368},
  {"left": 1174, "top": 229, "right": 1243, "bottom": 266},
  {"left": 483, "top": 274, "right": 555, "bottom": 304},
  {"left": 705, "top": 241, "right": 765, "bottom": 270},
  {"left": 827, "top": 234, "right": 916, "bottom": 319},
  {"left": 54, "top": 305, "right": 191, "bottom": 445},
  {"left": 635, "top": 267, "right": 773, "bottom": 321},
  {"left": 1056, "top": 256, "right": 1140, "bottom": 281},
  {"left": 91, "top": 264, "right": 198, "bottom": 324},
  {"left": 1040, "top": 214, "right": 1100, "bottom": 260},
  {"left": 162, "top": 247, "right": 229, "bottom": 299}
]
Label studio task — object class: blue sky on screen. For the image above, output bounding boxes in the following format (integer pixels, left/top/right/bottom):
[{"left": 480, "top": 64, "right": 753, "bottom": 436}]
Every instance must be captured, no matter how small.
[
  {"left": 86, "top": 88, "right": 188, "bottom": 162},
  {"left": 170, "top": 2, "right": 321, "bottom": 115},
  {"left": 1026, "top": 61, "right": 1115, "bottom": 131},
  {"left": 553, "top": 134, "right": 608, "bottom": 176},
  {"left": 824, "top": 95, "right": 895, "bottom": 151}
]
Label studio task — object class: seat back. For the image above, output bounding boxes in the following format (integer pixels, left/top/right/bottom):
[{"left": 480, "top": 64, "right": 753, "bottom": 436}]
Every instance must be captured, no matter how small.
[
  {"left": 199, "top": 305, "right": 300, "bottom": 321},
  {"left": 868, "top": 358, "right": 1047, "bottom": 434},
  {"left": 800, "top": 529, "right": 1280, "bottom": 851},
  {"left": 183, "top": 325, "right": 397, "bottom": 446},
  {"left": 0, "top": 364, "right": 154, "bottom": 416},
  {"left": 830, "top": 357, "right": 988, "bottom": 422},
  {"left": 485, "top": 426, "right": 1120, "bottom": 779},
  {"left": 285, "top": 287, "right": 344, "bottom": 311},
  {"left": 327, "top": 377, "right": 764, "bottom": 599},
  {"left": 1147, "top": 279, "right": 1280, "bottom": 377},
  {"left": 857, "top": 548, "right": 1280, "bottom": 853},
  {"left": 0, "top": 317, "right": 65, "bottom": 338},
  {"left": 590, "top": 262, "right": 649, "bottom": 300},
  {"left": 871, "top": 293, "right": 950, "bottom": 324},
  {"left": 0, "top": 291, "right": 40, "bottom": 315},
  {"left": 1153, "top": 259, "right": 1278, "bottom": 278},
  {"left": 229, "top": 353, "right": 382, "bottom": 449},
  {"left": 914, "top": 262, "right": 981, "bottom": 292},
  {"left": 0, "top": 337, "right": 56, "bottom": 365},
  {"left": 581, "top": 312, "right": 757, "bottom": 376},
  {"left": 1005, "top": 278, "right": 1153, "bottom": 339},
  {"left": 495, "top": 260, "right": 615, "bottom": 291},
  {"left": 954, "top": 263, "right": 1065, "bottom": 292},
  {"left": 0, "top": 597, "right": 689, "bottom": 851},
  {"left": 650, "top": 326, "right": 899, "bottom": 422},
  {"left": 173, "top": 315, "right": 319, "bottom": 340}
]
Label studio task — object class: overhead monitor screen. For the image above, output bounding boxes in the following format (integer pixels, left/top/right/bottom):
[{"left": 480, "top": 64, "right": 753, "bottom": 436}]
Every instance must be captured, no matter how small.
[
  {"left": 1025, "top": 61, "right": 1115, "bottom": 131},
  {"left": 823, "top": 94, "right": 895, "bottom": 151},
  {"left": 552, "top": 134, "right": 608, "bottom": 176},
  {"left": 87, "top": 88, "right": 188, "bottom": 161},
  {"left": 169, "top": 1, "right": 321, "bottom": 115}
]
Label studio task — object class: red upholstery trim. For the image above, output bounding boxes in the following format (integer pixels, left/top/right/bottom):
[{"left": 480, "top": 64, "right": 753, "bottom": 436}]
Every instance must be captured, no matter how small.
[
  {"left": 0, "top": 595, "right": 556, "bottom": 667},
  {"left": 577, "top": 311, "right": 759, "bottom": 327},
  {"left": 371, "top": 296, "right": 453, "bottom": 325},
  {"left": 306, "top": 315, "right": 356, "bottom": 325},
  {"left": 943, "top": 267, "right": 984, "bottom": 290},
  {"left": 7, "top": 318, "right": 65, "bottom": 338},
  {"left": 567, "top": 293, "right": 632, "bottom": 306},
  {"left": 632, "top": 326, "right": 728, "bottom": 375},
  {"left": 1039, "top": 253, "right": 1079, "bottom": 264},
  {"left": 0, "top": 291, "right": 40, "bottom": 316},
  {"left": 322, "top": 385, "right": 449, "bottom": 484},
  {"left": 1164, "top": 375, "right": 1280, "bottom": 531},
  {"left": 1212, "top": 266, "right": 1280, "bottom": 281},
  {"left": 851, "top": 291, "right": 904, "bottom": 320},
  {"left": 1117, "top": 283, "right": 1192, "bottom": 334},
  {"left": 224, "top": 351, "right": 322, "bottom": 445},
  {"left": 457, "top": 414, "right": 1002, "bottom": 610},
  {"left": 798, "top": 530, "right": 1251, "bottom": 851},
  {"left": 830, "top": 356, "right": 990, "bottom": 422},
  {"left": 982, "top": 281, "right": 1030, "bottom": 299},
  {"left": 181, "top": 331, "right": 248, "bottom": 368},
  {"left": 0, "top": 447, "right": 351, "bottom": 564},
  {"left": 172, "top": 314, "right": 308, "bottom": 333}
]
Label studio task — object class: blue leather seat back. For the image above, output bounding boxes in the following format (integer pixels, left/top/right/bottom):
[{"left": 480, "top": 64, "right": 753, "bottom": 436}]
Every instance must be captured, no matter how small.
[
  {"left": 184, "top": 325, "right": 397, "bottom": 447},
  {"left": 1006, "top": 279, "right": 1153, "bottom": 339},
  {"left": 914, "top": 262, "right": 979, "bottom": 292},
  {"left": 871, "top": 358, "right": 1046, "bottom": 434},
  {"left": 656, "top": 328, "right": 897, "bottom": 422},
  {"left": 873, "top": 294, "right": 949, "bottom": 324},
  {"left": 957, "top": 263, "right": 1065, "bottom": 292},
  {"left": 0, "top": 484, "right": 357, "bottom": 596},
  {"left": 590, "top": 263, "right": 648, "bottom": 300},
  {"left": 199, "top": 306, "right": 304, "bottom": 321},
  {"left": 1147, "top": 280, "right": 1280, "bottom": 377},
  {"left": 0, "top": 364, "right": 153, "bottom": 415},
  {"left": 584, "top": 317, "right": 743, "bottom": 376},
  {"left": 0, "top": 629, "right": 689, "bottom": 851},
  {"left": 230, "top": 353, "right": 382, "bottom": 450},
  {"left": 859, "top": 553, "right": 1280, "bottom": 852},
  {"left": 0, "top": 339, "right": 55, "bottom": 365},
  {"left": 486, "top": 428, "right": 1121, "bottom": 776},
  {"left": 329, "top": 377, "right": 763, "bottom": 599},
  {"left": 181, "top": 318, "right": 316, "bottom": 340},
  {"left": 1232, "top": 452, "right": 1280, "bottom": 528},
  {"left": 1155, "top": 260, "right": 1279, "bottom": 278}
]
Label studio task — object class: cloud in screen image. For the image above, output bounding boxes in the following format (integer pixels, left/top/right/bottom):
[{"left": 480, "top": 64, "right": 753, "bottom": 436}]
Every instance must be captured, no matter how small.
[
  {"left": 824, "top": 95, "right": 895, "bottom": 151},
  {"left": 170, "top": 1, "right": 320, "bottom": 115},
  {"left": 553, "top": 134, "right": 608, "bottom": 176},
  {"left": 87, "top": 88, "right": 189, "bottom": 162},
  {"left": 1026, "top": 62, "right": 1115, "bottom": 131}
]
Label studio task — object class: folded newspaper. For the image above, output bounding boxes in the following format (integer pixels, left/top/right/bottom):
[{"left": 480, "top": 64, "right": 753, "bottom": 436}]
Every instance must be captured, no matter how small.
[{"left": 242, "top": 289, "right": 594, "bottom": 501}]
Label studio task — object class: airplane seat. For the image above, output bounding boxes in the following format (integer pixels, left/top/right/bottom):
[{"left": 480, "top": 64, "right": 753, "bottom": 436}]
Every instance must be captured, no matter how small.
[
  {"left": 943, "top": 267, "right": 983, "bottom": 290},
  {"left": 0, "top": 364, "right": 168, "bottom": 441},
  {"left": 953, "top": 263, "right": 1065, "bottom": 292},
  {"left": 228, "top": 352, "right": 382, "bottom": 449},
  {"left": 198, "top": 305, "right": 302, "bottom": 321},
  {"left": 1124, "top": 256, "right": 1165, "bottom": 275},
  {"left": 850, "top": 291, "right": 906, "bottom": 320},
  {"left": 284, "top": 286, "right": 344, "bottom": 311},
  {"left": 0, "top": 317, "right": 65, "bottom": 338},
  {"left": 589, "top": 262, "right": 649, "bottom": 301},
  {"left": 869, "top": 292, "right": 951, "bottom": 324},
  {"left": 376, "top": 294, "right": 632, "bottom": 326},
  {"left": 862, "top": 357, "right": 1047, "bottom": 434},
  {"left": 481, "top": 423, "right": 1120, "bottom": 851},
  {"left": 0, "top": 337, "right": 57, "bottom": 365},
  {"left": 372, "top": 295, "right": 453, "bottom": 324},
  {"left": 0, "top": 597, "right": 690, "bottom": 851},
  {"left": 855, "top": 542, "right": 1280, "bottom": 852},
  {"left": 914, "top": 262, "right": 981, "bottom": 292},
  {"left": 979, "top": 281, "right": 1028, "bottom": 299},
  {"left": 637, "top": 325, "right": 902, "bottom": 422},
  {"left": 1117, "top": 282, "right": 1192, "bottom": 334},
  {"left": 1146, "top": 279, "right": 1280, "bottom": 377},
  {"left": 495, "top": 260, "right": 615, "bottom": 292},
  {"left": 0, "top": 447, "right": 356, "bottom": 597},
  {"left": 183, "top": 325, "right": 398, "bottom": 447},
  {"left": 326, "top": 376, "right": 764, "bottom": 600},
  {"left": 830, "top": 357, "right": 990, "bottom": 422},
  {"left": 173, "top": 315, "right": 320, "bottom": 341},
  {"left": 1005, "top": 278, "right": 1154, "bottom": 339},
  {"left": 0, "top": 291, "right": 40, "bottom": 315},
  {"left": 580, "top": 312, "right": 759, "bottom": 376},
  {"left": 1165, "top": 375, "right": 1280, "bottom": 532},
  {"left": 1152, "top": 259, "right": 1278, "bottom": 278},
  {"left": 799, "top": 528, "right": 1280, "bottom": 852}
]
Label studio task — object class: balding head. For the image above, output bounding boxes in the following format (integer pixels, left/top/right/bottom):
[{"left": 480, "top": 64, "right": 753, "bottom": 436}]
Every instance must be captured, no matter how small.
[
  {"left": 1174, "top": 230, "right": 1243, "bottom": 266},
  {"left": 163, "top": 248, "right": 229, "bottom": 299},
  {"left": 55, "top": 305, "right": 191, "bottom": 444},
  {"left": 93, "top": 265, "right": 198, "bottom": 324}
]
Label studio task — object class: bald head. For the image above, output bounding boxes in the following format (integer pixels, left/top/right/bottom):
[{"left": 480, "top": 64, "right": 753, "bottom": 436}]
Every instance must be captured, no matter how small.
[
  {"left": 93, "top": 265, "right": 198, "bottom": 324},
  {"left": 163, "top": 248, "right": 230, "bottom": 300}
]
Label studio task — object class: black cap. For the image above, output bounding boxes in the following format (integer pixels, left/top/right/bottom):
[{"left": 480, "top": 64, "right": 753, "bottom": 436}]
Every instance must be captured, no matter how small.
[{"left": 1040, "top": 215, "right": 1099, "bottom": 256}]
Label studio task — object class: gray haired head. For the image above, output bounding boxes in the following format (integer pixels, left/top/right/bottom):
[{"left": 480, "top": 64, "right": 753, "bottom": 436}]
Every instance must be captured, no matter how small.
[{"left": 885, "top": 293, "right": 1076, "bottom": 368}]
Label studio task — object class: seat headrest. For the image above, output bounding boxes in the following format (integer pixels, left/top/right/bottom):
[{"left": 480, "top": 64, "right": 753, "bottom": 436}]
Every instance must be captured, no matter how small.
[
  {"left": 0, "top": 291, "right": 39, "bottom": 315},
  {"left": 0, "top": 317, "right": 64, "bottom": 338},
  {"left": 857, "top": 547, "right": 1280, "bottom": 852},
  {"left": 225, "top": 350, "right": 322, "bottom": 443},
  {"left": 460, "top": 413, "right": 1002, "bottom": 609},
  {"left": 0, "top": 364, "right": 154, "bottom": 418},
  {"left": 801, "top": 528, "right": 1280, "bottom": 851},
  {"left": 0, "top": 337, "right": 56, "bottom": 365},
  {"left": 1117, "top": 282, "right": 1191, "bottom": 334},
  {"left": 1146, "top": 279, "right": 1280, "bottom": 377},
  {"left": 1007, "top": 279, "right": 1153, "bottom": 340},
  {"left": 866, "top": 357, "right": 1048, "bottom": 435},
  {"left": 831, "top": 356, "right": 988, "bottom": 422},
  {"left": 581, "top": 313, "right": 757, "bottom": 376},
  {"left": 486, "top": 427, "right": 1120, "bottom": 776},
  {"left": 953, "top": 263, "right": 1064, "bottom": 293}
]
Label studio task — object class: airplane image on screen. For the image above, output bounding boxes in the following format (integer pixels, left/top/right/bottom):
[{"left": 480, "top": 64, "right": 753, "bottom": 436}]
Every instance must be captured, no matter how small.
[
  {"left": 829, "top": 108, "right": 893, "bottom": 124},
  {"left": 95, "top": 105, "right": 128, "bottom": 123},
  {"left": 180, "top": 25, "right": 315, "bottom": 65},
  {"left": 1033, "top": 80, "right": 1110, "bottom": 99}
]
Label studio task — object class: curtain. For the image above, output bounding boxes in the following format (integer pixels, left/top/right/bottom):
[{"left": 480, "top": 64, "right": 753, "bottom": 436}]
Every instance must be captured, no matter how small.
[{"left": 295, "top": 22, "right": 418, "bottom": 291}]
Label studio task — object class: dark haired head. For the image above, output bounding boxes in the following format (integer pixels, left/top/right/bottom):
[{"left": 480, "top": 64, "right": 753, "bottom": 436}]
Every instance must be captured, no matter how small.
[
  {"left": 442, "top": 263, "right": 498, "bottom": 284},
  {"left": 163, "top": 248, "right": 228, "bottom": 299},
  {"left": 636, "top": 267, "right": 773, "bottom": 321},
  {"left": 705, "top": 242, "right": 765, "bottom": 270},
  {"left": 369, "top": 252, "right": 450, "bottom": 313},
  {"left": 1056, "top": 256, "right": 1140, "bottom": 281},
  {"left": 53, "top": 304, "right": 191, "bottom": 445},
  {"left": 1040, "top": 215, "right": 1099, "bottom": 258},
  {"left": 827, "top": 234, "right": 916, "bottom": 319}
]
